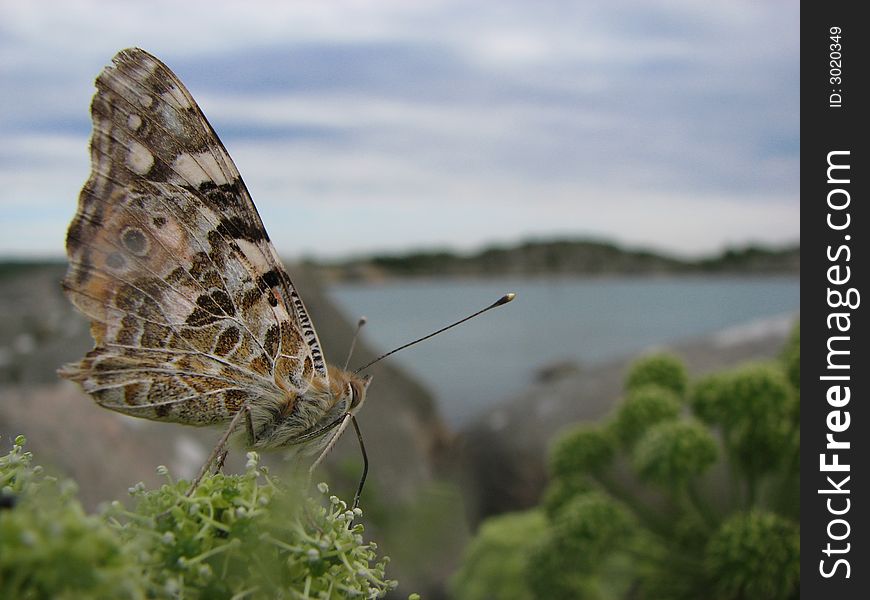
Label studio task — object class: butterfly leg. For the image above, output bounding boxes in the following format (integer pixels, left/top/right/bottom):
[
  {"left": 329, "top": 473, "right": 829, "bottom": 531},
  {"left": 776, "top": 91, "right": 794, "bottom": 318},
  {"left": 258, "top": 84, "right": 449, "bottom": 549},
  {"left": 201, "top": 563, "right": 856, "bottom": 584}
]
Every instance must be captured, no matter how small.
[
  {"left": 350, "top": 416, "right": 368, "bottom": 510},
  {"left": 213, "top": 449, "right": 229, "bottom": 474},
  {"left": 245, "top": 405, "right": 256, "bottom": 447},
  {"left": 186, "top": 404, "right": 249, "bottom": 496},
  {"left": 209, "top": 406, "right": 253, "bottom": 476},
  {"left": 309, "top": 413, "right": 352, "bottom": 475},
  {"left": 304, "top": 414, "right": 369, "bottom": 511},
  {"left": 306, "top": 413, "right": 352, "bottom": 492}
]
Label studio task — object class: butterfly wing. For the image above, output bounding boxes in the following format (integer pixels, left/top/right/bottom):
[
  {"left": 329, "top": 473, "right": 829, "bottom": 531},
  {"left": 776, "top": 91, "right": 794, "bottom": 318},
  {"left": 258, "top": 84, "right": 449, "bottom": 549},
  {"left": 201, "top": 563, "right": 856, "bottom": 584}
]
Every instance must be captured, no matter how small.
[{"left": 61, "top": 48, "right": 328, "bottom": 429}]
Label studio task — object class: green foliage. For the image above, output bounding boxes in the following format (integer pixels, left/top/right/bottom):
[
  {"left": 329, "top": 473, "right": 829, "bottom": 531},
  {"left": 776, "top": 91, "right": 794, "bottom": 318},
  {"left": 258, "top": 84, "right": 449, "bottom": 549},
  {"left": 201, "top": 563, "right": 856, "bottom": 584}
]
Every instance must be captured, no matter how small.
[
  {"left": 706, "top": 511, "right": 800, "bottom": 600},
  {"left": 691, "top": 363, "right": 796, "bottom": 481},
  {"left": 721, "top": 363, "right": 794, "bottom": 428},
  {"left": 1, "top": 436, "right": 145, "bottom": 599},
  {"left": 1, "top": 437, "right": 401, "bottom": 599},
  {"left": 613, "top": 385, "right": 681, "bottom": 447},
  {"left": 449, "top": 510, "right": 547, "bottom": 600},
  {"left": 549, "top": 425, "right": 615, "bottom": 478},
  {"left": 526, "top": 540, "right": 603, "bottom": 600},
  {"left": 625, "top": 352, "right": 688, "bottom": 397},
  {"left": 370, "top": 250, "right": 462, "bottom": 276},
  {"left": 541, "top": 474, "right": 595, "bottom": 518},
  {"left": 545, "top": 493, "right": 634, "bottom": 570},
  {"left": 458, "top": 322, "right": 800, "bottom": 599},
  {"left": 633, "top": 420, "right": 718, "bottom": 488},
  {"left": 688, "top": 371, "right": 729, "bottom": 424},
  {"left": 526, "top": 494, "right": 633, "bottom": 599}
]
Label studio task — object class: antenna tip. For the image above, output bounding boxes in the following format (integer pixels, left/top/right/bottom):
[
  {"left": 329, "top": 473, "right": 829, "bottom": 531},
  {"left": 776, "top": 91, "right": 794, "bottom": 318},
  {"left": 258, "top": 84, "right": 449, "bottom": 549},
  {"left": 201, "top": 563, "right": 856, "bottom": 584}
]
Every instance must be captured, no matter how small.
[
  {"left": 495, "top": 292, "right": 516, "bottom": 306},
  {"left": 357, "top": 316, "right": 368, "bottom": 326}
]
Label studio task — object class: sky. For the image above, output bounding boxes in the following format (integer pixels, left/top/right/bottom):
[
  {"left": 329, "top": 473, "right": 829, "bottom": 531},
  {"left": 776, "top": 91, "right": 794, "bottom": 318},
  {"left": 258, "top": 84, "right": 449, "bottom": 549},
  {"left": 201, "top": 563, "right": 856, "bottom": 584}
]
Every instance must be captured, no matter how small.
[{"left": 0, "top": 0, "right": 799, "bottom": 260}]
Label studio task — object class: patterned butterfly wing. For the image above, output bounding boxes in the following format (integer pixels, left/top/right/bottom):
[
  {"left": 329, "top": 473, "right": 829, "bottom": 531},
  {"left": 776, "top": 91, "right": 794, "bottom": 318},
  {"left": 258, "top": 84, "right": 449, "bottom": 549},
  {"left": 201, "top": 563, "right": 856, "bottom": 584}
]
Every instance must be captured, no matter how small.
[{"left": 61, "top": 48, "right": 329, "bottom": 434}]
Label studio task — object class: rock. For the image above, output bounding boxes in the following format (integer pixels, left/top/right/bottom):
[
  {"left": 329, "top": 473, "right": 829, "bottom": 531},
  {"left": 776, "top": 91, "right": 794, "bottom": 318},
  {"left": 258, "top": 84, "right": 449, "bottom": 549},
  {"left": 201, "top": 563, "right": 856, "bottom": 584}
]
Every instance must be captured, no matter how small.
[{"left": 534, "top": 360, "right": 582, "bottom": 383}]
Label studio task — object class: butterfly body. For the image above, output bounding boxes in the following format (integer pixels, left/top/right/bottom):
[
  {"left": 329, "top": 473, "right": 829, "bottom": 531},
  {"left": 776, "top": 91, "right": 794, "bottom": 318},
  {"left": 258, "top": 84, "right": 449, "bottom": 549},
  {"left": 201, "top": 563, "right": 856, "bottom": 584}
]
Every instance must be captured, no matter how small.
[{"left": 60, "top": 48, "right": 368, "bottom": 455}]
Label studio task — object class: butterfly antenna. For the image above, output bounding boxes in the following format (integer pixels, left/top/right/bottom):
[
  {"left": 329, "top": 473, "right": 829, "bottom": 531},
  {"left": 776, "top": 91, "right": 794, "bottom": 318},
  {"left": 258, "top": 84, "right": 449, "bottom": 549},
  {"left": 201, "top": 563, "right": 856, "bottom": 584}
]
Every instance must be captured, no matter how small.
[
  {"left": 343, "top": 317, "right": 368, "bottom": 371},
  {"left": 354, "top": 292, "right": 516, "bottom": 374}
]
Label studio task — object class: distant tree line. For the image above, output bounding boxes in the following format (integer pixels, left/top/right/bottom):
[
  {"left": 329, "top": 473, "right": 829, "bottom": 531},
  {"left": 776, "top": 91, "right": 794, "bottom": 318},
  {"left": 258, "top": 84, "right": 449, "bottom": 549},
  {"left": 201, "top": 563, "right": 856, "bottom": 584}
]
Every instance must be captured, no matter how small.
[{"left": 315, "top": 240, "right": 800, "bottom": 280}]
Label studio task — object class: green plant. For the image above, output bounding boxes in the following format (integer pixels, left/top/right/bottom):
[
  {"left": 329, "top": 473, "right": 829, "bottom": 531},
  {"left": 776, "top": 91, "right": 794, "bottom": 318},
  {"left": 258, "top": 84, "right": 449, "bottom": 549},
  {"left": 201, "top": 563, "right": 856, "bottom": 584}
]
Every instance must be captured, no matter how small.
[
  {"left": 625, "top": 352, "right": 688, "bottom": 397},
  {"left": 525, "top": 494, "right": 634, "bottom": 600},
  {"left": 632, "top": 420, "right": 718, "bottom": 489},
  {"left": 706, "top": 510, "right": 800, "bottom": 600},
  {"left": 457, "top": 324, "right": 801, "bottom": 600},
  {"left": 689, "top": 362, "right": 798, "bottom": 506},
  {"left": 1, "top": 436, "right": 403, "bottom": 599},
  {"left": 449, "top": 510, "right": 547, "bottom": 600},
  {"left": 549, "top": 425, "right": 615, "bottom": 478},
  {"left": 612, "top": 384, "right": 681, "bottom": 447},
  {"left": 1, "top": 436, "right": 144, "bottom": 599},
  {"left": 541, "top": 474, "right": 595, "bottom": 518}
]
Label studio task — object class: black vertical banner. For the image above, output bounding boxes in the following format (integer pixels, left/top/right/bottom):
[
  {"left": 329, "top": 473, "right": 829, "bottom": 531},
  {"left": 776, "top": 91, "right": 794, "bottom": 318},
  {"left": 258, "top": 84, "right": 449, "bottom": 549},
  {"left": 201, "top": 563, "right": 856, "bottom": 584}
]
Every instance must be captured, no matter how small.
[{"left": 802, "top": 4, "right": 868, "bottom": 598}]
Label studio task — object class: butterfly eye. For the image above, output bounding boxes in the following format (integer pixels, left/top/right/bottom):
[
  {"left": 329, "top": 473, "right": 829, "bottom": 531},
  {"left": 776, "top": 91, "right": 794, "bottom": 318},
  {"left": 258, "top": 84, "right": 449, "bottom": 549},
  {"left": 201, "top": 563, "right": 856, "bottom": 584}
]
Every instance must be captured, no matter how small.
[{"left": 348, "top": 382, "right": 362, "bottom": 409}]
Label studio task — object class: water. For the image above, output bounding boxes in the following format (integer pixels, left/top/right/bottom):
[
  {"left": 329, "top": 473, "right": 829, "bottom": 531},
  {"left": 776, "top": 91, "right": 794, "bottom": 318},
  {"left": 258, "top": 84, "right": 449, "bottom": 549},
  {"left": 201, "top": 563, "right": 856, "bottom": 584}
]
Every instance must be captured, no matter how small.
[{"left": 328, "top": 276, "right": 800, "bottom": 427}]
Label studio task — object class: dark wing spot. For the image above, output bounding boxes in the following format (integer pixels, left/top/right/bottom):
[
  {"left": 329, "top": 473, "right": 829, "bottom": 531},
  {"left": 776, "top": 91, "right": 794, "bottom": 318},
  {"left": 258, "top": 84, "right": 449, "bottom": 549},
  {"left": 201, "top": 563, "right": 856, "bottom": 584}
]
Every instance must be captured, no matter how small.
[
  {"left": 200, "top": 270, "right": 222, "bottom": 288},
  {"left": 216, "top": 215, "right": 268, "bottom": 243},
  {"left": 152, "top": 216, "right": 167, "bottom": 227},
  {"left": 211, "top": 290, "right": 235, "bottom": 316},
  {"left": 166, "top": 267, "right": 187, "bottom": 285},
  {"left": 185, "top": 311, "right": 217, "bottom": 327},
  {"left": 264, "top": 324, "right": 280, "bottom": 358},
  {"left": 240, "top": 286, "right": 263, "bottom": 310},
  {"left": 74, "top": 250, "right": 92, "bottom": 285},
  {"left": 189, "top": 252, "right": 210, "bottom": 280},
  {"left": 196, "top": 181, "right": 251, "bottom": 216},
  {"left": 116, "top": 315, "right": 138, "bottom": 345},
  {"left": 105, "top": 252, "right": 126, "bottom": 270},
  {"left": 124, "top": 383, "right": 143, "bottom": 405},
  {"left": 114, "top": 284, "right": 138, "bottom": 311},
  {"left": 185, "top": 299, "right": 220, "bottom": 327},
  {"left": 259, "top": 269, "right": 280, "bottom": 288},
  {"left": 249, "top": 353, "right": 271, "bottom": 375},
  {"left": 185, "top": 289, "right": 234, "bottom": 326},
  {"left": 257, "top": 270, "right": 281, "bottom": 306},
  {"left": 141, "top": 321, "right": 171, "bottom": 347},
  {"left": 145, "top": 160, "right": 172, "bottom": 183},
  {"left": 121, "top": 227, "right": 148, "bottom": 255},
  {"left": 214, "top": 326, "right": 240, "bottom": 356}
]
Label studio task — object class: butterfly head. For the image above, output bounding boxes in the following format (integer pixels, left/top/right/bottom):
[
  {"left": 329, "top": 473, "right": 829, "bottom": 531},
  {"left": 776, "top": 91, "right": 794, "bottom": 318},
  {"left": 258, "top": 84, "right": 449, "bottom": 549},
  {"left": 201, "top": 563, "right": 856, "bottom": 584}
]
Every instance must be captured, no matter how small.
[
  {"left": 252, "top": 367, "right": 371, "bottom": 452},
  {"left": 326, "top": 365, "right": 373, "bottom": 415}
]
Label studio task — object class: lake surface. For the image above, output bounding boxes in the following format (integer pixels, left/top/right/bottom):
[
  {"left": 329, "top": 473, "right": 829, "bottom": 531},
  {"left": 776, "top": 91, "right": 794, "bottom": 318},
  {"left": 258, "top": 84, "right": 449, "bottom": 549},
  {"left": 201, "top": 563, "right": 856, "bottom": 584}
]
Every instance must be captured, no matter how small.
[{"left": 328, "top": 276, "right": 800, "bottom": 427}]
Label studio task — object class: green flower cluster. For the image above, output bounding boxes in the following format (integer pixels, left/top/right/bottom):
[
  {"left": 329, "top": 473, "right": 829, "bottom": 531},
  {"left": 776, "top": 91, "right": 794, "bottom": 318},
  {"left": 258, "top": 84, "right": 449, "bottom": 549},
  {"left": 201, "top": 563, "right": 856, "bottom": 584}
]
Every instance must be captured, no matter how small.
[
  {"left": 1, "top": 436, "right": 400, "bottom": 599},
  {"left": 452, "top": 322, "right": 800, "bottom": 600},
  {"left": 1, "top": 435, "right": 144, "bottom": 598},
  {"left": 449, "top": 510, "right": 547, "bottom": 600}
]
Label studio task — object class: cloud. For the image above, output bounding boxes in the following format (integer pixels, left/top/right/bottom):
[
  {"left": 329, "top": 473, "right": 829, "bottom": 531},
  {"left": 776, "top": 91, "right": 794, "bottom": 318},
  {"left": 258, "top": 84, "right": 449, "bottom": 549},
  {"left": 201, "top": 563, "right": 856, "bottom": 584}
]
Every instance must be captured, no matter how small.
[{"left": 0, "top": 0, "right": 798, "bottom": 258}]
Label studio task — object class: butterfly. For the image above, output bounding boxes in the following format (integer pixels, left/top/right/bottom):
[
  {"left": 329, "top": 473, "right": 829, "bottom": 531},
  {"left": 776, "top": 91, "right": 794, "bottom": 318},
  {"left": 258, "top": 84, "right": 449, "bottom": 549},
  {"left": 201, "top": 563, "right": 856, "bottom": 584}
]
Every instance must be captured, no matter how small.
[{"left": 59, "top": 48, "right": 373, "bottom": 498}]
